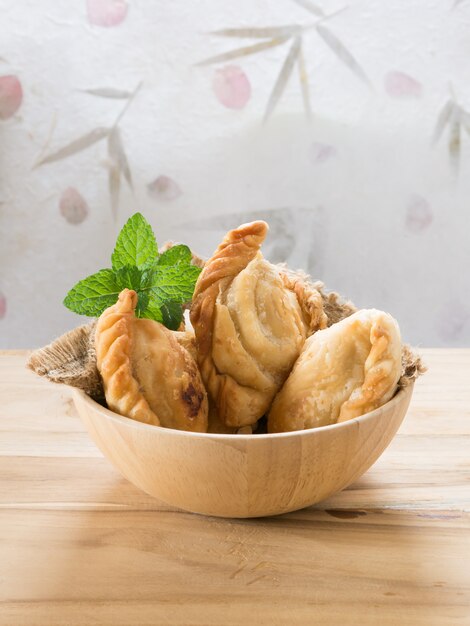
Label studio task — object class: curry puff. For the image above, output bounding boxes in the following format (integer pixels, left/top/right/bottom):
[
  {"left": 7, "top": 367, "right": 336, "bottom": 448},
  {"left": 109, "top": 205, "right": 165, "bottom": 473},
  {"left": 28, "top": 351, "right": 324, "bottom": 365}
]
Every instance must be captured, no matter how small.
[
  {"left": 268, "top": 309, "right": 402, "bottom": 433},
  {"left": 190, "top": 221, "right": 327, "bottom": 428},
  {"left": 95, "top": 289, "right": 208, "bottom": 432}
]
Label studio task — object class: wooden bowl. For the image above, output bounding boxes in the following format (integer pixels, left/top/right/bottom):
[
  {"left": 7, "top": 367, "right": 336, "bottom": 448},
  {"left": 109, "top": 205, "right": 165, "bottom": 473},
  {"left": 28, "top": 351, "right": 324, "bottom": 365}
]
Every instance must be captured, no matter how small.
[{"left": 72, "top": 384, "right": 414, "bottom": 518}]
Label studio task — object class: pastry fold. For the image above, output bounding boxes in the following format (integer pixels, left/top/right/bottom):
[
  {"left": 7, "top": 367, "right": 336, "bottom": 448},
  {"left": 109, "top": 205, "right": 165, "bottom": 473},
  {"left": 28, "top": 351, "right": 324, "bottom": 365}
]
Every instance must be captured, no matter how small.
[
  {"left": 95, "top": 289, "right": 208, "bottom": 432},
  {"left": 190, "top": 221, "right": 326, "bottom": 428},
  {"left": 268, "top": 309, "right": 402, "bottom": 433}
]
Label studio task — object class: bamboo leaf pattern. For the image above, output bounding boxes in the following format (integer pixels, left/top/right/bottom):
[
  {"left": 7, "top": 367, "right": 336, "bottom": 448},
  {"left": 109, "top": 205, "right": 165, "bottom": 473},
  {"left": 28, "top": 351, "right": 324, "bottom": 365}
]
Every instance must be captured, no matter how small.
[
  {"left": 38, "top": 127, "right": 109, "bottom": 166},
  {"left": 197, "top": 37, "right": 290, "bottom": 66},
  {"left": 315, "top": 24, "right": 370, "bottom": 85},
  {"left": 108, "top": 162, "right": 121, "bottom": 221},
  {"left": 297, "top": 40, "right": 312, "bottom": 119},
  {"left": 449, "top": 119, "right": 461, "bottom": 175},
  {"left": 432, "top": 99, "right": 454, "bottom": 144},
  {"left": 112, "top": 82, "right": 142, "bottom": 127},
  {"left": 38, "top": 82, "right": 140, "bottom": 219},
  {"left": 200, "top": 10, "right": 368, "bottom": 120},
  {"left": 264, "top": 36, "right": 301, "bottom": 122},
  {"left": 459, "top": 108, "right": 470, "bottom": 135},
  {"left": 293, "top": 0, "right": 325, "bottom": 17},
  {"left": 82, "top": 87, "right": 132, "bottom": 99},
  {"left": 211, "top": 26, "right": 301, "bottom": 39},
  {"left": 432, "top": 97, "right": 470, "bottom": 175},
  {"left": 108, "top": 127, "right": 133, "bottom": 189}
]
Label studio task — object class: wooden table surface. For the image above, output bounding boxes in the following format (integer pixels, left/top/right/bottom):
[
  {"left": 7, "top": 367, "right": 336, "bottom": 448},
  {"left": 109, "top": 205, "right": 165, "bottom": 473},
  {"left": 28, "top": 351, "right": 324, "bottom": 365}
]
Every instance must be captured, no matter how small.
[{"left": 0, "top": 349, "right": 469, "bottom": 625}]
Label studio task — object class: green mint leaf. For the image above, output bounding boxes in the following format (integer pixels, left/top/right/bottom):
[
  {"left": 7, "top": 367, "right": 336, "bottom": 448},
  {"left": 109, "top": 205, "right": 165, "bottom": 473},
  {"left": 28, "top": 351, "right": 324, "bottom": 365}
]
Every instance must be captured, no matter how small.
[
  {"left": 160, "top": 301, "right": 184, "bottom": 330},
  {"left": 115, "top": 265, "right": 154, "bottom": 318},
  {"left": 149, "top": 264, "right": 202, "bottom": 306},
  {"left": 140, "top": 298, "right": 163, "bottom": 323},
  {"left": 157, "top": 244, "right": 192, "bottom": 266},
  {"left": 114, "top": 265, "right": 154, "bottom": 290},
  {"left": 63, "top": 269, "right": 120, "bottom": 317},
  {"left": 115, "top": 265, "right": 142, "bottom": 291},
  {"left": 64, "top": 212, "right": 199, "bottom": 328},
  {"left": 140, "top": 297, "right": 183, "bottom": 329},
  {"left": 135, "top": 290, "right": 150, "bottom": 317},
  {"left": 111, "top": 212, "right": 158, "bottom": 271},
  {"left": 140, "top": 268, "right": 154, "bottom": 289}
]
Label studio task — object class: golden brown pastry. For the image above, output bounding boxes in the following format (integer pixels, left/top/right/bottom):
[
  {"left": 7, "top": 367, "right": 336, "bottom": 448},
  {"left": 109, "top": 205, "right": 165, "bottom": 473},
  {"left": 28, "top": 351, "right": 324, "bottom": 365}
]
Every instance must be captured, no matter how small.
[
  {"left": 268, "top": 309, "right": 402, "bottom": 433},
  {"left": 279, "top": 268, "right": 330, "bottom": 331},
  {"left": 207, "top": 402, "right": 246, "bottom": 434},
  {"left": 279, "top": 267, "right": 357, "bottom": 327},
  {"left": 190, "top": 221, "right": 327, "bottom": 428},
  {"left": 95, "top": 289, "right": 208, "bottom": 432}
]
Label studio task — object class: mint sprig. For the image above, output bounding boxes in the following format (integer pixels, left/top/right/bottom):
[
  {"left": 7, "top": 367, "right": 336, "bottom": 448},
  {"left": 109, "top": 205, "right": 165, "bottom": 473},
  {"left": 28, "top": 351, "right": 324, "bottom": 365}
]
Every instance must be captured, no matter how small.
[
  {"left": 63, "top": 269, "right": 121, "bottom": 317},
  {"left": 111, "top": 212, "right": 158, "bottom": 271},
  {"left": 156, "top": 244, "right": 192, "bottom": 266},
  {"left": 63, "top": 213, "right": 201, "bottom": 329}
]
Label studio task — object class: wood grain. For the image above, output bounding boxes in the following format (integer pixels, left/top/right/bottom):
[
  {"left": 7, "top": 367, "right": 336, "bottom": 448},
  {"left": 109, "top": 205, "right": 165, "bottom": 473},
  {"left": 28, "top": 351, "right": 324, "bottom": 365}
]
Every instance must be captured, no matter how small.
[
  {"left": 0, "top": 349, "right": 469, "bottom": 625},
  {"left": 73, "top": 384, "right": 413, "bottom": 518}
]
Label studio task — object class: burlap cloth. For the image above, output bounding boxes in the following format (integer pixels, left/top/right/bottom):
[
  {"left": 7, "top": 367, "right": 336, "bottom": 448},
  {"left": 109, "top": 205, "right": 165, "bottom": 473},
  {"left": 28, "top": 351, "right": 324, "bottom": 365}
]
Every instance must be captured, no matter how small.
[{"left": 27, "top": 247, "right": 425, "bottom": 402}]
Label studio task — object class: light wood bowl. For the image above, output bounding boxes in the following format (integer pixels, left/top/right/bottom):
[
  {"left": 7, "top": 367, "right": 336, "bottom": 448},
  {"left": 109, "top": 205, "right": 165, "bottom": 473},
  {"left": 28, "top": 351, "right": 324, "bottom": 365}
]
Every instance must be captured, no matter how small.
[{"left": 72, "top": 384, "right": 414, "bottom": 518}]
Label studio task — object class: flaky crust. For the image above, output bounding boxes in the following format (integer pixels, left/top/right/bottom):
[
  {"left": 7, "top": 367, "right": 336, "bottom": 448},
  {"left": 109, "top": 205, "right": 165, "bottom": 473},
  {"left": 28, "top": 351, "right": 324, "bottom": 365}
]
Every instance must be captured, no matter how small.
[
  {"left": 279, "top": 269, "right": 328, "bottom": 334},
  {"left": 95, "top": 289, "right": 208, "bottom": 431},
  {"left": 95, "top": 290, "right": 158, "bottom": 425},
  {"left": 337, "top": 313, "right": 402, "bottom": 422},
  {"left": 190, "top": 221, "right": 269, "bottom": 354},
  {"left": 268, "top": 309, "right": 402, "bottom": 433},
  {"left": 190, "top": 222, "right": 269, "bottom": 427},
  {"left": 278, "top": 267, "right": 356, "bottom": 327},
  {"left": 190, "top": 221, "right": 326, "bottom": 427}
]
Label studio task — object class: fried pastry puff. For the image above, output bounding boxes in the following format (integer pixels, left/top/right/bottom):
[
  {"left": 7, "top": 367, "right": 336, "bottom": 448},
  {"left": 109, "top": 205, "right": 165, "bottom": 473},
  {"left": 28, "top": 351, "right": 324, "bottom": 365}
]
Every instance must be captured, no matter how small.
[
  {"left": 268, "top": 309, "right": 402, "bottom": 433},
  {"left": 190, "top": 221, "right": 327, "bottom": 428},
  {"left": 95, "top": 289, "right": 208, "bottom": 432}
]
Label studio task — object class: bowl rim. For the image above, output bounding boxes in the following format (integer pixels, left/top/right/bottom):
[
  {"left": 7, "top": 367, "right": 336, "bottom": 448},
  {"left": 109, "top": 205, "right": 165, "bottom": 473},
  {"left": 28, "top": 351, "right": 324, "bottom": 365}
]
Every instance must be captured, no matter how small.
[{"left": 72, "top": 382, "right": 414, "bottom": 441}]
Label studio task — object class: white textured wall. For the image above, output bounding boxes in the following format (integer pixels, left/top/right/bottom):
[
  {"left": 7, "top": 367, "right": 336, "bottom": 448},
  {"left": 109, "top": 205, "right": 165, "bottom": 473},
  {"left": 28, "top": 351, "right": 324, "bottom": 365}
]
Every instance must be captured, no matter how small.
[{"left": 1, "top": 0, "right": 470, "bottom": 348}]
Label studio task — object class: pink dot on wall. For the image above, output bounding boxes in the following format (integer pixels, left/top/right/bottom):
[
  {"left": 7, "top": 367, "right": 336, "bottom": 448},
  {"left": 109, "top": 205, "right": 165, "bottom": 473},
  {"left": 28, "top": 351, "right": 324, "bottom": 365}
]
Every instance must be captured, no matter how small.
[
  {"left": 87, "top": 0, "right": 128, "bottom": 27},
  {"left": 147, "top": 176, "right": 182, "bottom": 202},
  {"left": 384, "top": 71, "right": 422, "bottom": 99},
  {"left": 60, "top": 188, "right": 89, "bottom": 224},
  {"left": 405, "top": 194, "right": 433, "bottom": 233},
  {"left": 0, "top": 75, "right": 23, "bottom": 120},
  {"left": 0, "top": 292, "right": 6, "bottom": 319},
  {"left": 213, "top": 66, "right": 251, "bottom": 110},
  {"left": 310, "top": 142, "right": 337, "bottom": 164}
]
